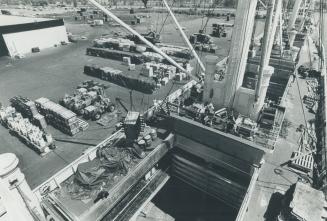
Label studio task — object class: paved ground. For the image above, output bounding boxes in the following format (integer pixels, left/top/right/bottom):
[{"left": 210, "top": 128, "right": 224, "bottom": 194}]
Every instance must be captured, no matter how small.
[
  {"left": 0, "top": 5, "right": 266, "bottom": 190},
  {"left": 243, "top": 36, "right": 318, "bottom": 221}
]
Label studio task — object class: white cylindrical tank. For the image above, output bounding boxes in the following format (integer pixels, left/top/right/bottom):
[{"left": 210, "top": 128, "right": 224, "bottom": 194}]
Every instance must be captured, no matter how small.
[{"left": 0, "top": 153, "right": 45, "bottom": 221}]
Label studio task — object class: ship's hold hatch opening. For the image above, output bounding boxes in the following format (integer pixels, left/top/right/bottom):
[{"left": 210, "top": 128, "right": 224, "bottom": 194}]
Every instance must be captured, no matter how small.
[{"left": 149, "top": 177, "right": 237, "bottom": 221}]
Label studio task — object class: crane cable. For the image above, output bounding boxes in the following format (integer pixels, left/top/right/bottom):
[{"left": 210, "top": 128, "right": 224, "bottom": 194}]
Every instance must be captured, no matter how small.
[{"left": 158, "top": 0, "right": 177, "bottom": 35}]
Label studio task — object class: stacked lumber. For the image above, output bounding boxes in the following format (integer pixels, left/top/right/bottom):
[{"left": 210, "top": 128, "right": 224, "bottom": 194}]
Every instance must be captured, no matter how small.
[
  {"left": 84, "top": 65, "right": 157, "bottom": 94},
  {"left": 93, "top": 37, "right": 135, "bottom": 51},
  {"left": 10, "top": 96, "right": 47, "bottom": 129},
  {"left": 303, "top": 79, "right": 319, "bottom": 112},
  {"left": 156, "top": 43, "right": 193, "bottom": 60},
  {"left": 86, "top": 47, "right": 144, "bottom": 64},
  {"left": 0, "top": 106, "right": 54, "bottom": 155},
  {"left": 35, "top": 97, "right": 88, "bottom": 136},
  {"left": 86, "top": 47, "right": 189, "bottom": 65},
  {"left": 93, "top": 37, "right": 193, "bottom": 60}
]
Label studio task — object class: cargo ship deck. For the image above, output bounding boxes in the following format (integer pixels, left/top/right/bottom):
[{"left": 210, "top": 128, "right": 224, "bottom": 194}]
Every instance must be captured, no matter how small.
[
  {"left": 243, "top": 33, "right": 321, "bottom": 220},
  {"left": 0, "top": 5, "right": 306, "bottom": 221}
]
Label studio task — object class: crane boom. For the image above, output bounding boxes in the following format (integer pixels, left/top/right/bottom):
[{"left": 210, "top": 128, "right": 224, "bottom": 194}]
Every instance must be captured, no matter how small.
[
  {"left": 162, "top": 0, "right": 206, "bottom": 72},
  {"left": 86, "top": 0, "right": 193, "bottom": 77}
]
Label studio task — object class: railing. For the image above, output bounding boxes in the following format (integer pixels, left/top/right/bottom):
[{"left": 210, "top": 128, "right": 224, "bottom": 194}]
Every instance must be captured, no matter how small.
[
  {"left": 143, "top": 80, "right": 197, "bottom": 120},
  {"left": 316, "top": 56, "right": 327, "bottom": 187},
  {"left": 235, "top": 167, "right": 260, "bottom": 221}
]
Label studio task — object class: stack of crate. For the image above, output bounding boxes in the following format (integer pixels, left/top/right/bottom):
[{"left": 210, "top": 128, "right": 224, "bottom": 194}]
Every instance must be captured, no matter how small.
[
  {"left": 35, "top": 97, "right": 88, "bottom": 136},
  {"left": 0, "top": 106, "right": 54, "bottom": 155},
  {"left": 10, "top": 96, "right": 47, "bottom": 129}
]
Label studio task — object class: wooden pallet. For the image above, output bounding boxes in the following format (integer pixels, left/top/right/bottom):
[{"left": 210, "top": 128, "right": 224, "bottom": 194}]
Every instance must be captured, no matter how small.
[{"left": 290, "top": 152, "right": 314, "bottom": 173}]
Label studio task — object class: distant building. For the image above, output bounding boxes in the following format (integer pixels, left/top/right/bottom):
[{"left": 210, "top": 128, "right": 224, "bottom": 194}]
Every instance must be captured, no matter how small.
[{"left": 0, "top": 15, "right": 69, "bottom": 57}]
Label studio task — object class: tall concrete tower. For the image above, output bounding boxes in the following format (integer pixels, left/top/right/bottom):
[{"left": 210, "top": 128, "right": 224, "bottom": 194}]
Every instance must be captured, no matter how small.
[
  {"left": 202, "top": 0, "right": 258, "bottom": 110},
  {"left": 0, "top": 153, "right": 45, "bottom": 221},
  {"left": 223, "top": 0, "right": 258, "bottom": 108}
]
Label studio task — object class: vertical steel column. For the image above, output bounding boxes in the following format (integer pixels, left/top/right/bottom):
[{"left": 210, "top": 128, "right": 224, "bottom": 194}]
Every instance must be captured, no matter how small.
[
  {"left": 255, "top": 0, "right": 276, "bottom": 101},
  {"left": 224, "top": 0, "right": 258, "bottom": 108}
]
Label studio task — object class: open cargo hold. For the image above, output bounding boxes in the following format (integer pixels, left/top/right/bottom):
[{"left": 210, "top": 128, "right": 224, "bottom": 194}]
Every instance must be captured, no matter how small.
[
  {"left": 84, "top": 65, "right": 157, "bottom": 94},
  {"left": 35, "top": 97, "right": 88, "bottom": 136},
  {"left": 0, "top": 106, "right": 54, "bottom": 155}
]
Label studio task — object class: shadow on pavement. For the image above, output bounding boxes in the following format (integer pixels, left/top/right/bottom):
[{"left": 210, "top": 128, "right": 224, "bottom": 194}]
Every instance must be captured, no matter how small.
[{"left": 264, "top": 192, "right": 284, "bottom": 221}]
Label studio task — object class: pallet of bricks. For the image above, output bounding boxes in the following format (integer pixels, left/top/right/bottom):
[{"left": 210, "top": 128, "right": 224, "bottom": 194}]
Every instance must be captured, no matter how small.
[
  {"left": 84, "top": 65, "right": 157, "bottom": 94},
  {"left": 0, "top": 106, "right": 55, "bottom": 155},
  {"left": 10, "top": 96, "right": 47, "bottom": 129},
  {"left": 35, "top": 97, "right": 88, "bottom": 136}
]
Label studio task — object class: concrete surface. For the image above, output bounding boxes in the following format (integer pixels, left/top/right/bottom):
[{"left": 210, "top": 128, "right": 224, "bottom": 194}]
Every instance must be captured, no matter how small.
[{"left": 243, "top": 36, "right": 318, "bottom": 221}]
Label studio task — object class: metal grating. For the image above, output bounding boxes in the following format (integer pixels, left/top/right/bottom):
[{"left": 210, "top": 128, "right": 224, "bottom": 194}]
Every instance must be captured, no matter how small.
[{"left": 291, "top": 152, "right": 314, "bottom": 173}]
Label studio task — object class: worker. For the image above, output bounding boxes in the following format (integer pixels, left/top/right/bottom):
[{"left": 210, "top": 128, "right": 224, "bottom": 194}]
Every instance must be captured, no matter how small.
[
  {"left": 291, "top": 72, "right": 296, "bottom": 83},
  {"left": 94, "top": 190, "right": 109, "bottom": 203}
]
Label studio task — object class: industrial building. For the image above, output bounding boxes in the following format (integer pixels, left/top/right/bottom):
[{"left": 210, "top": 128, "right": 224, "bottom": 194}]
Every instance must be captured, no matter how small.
[{"left": 0, "top": 15, "right": 68, "bottom": 57}]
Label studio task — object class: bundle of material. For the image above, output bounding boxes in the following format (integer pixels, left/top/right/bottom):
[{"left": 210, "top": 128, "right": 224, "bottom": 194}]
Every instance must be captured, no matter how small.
[
  {"left": 86, "top": 47, "right": 144, "bottom": 64},
  {"left": 84, "top": 65, "right": 157, "bottom": 94},
  {"left": 141, "top": 52, "right": 163, "bottom": 63},
  {"left": 35, "top": 97, "right": 88, "bottom": 136},
  {"left": 141, "top": 62, "right": 178, "bottom": 86},
  {"left": 93, "top": 37, "right": 135, "bottom": 51},
  {"left": 10, "top": 96, "right": 47, "bottom": 129},
  {"left": 0, "top": 106, "right": 16, "bottom": 124},
  {"left": 156, "top": 43, "right": 193, "bottom": 60},
  {"left": 0, "top": 106, "right": 54, "bottom": 154}
]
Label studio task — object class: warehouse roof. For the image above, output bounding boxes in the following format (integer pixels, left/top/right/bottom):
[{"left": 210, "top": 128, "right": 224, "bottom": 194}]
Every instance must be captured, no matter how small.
[{"left": 0, "top": 15, "right": 51, "bottom": 26}]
